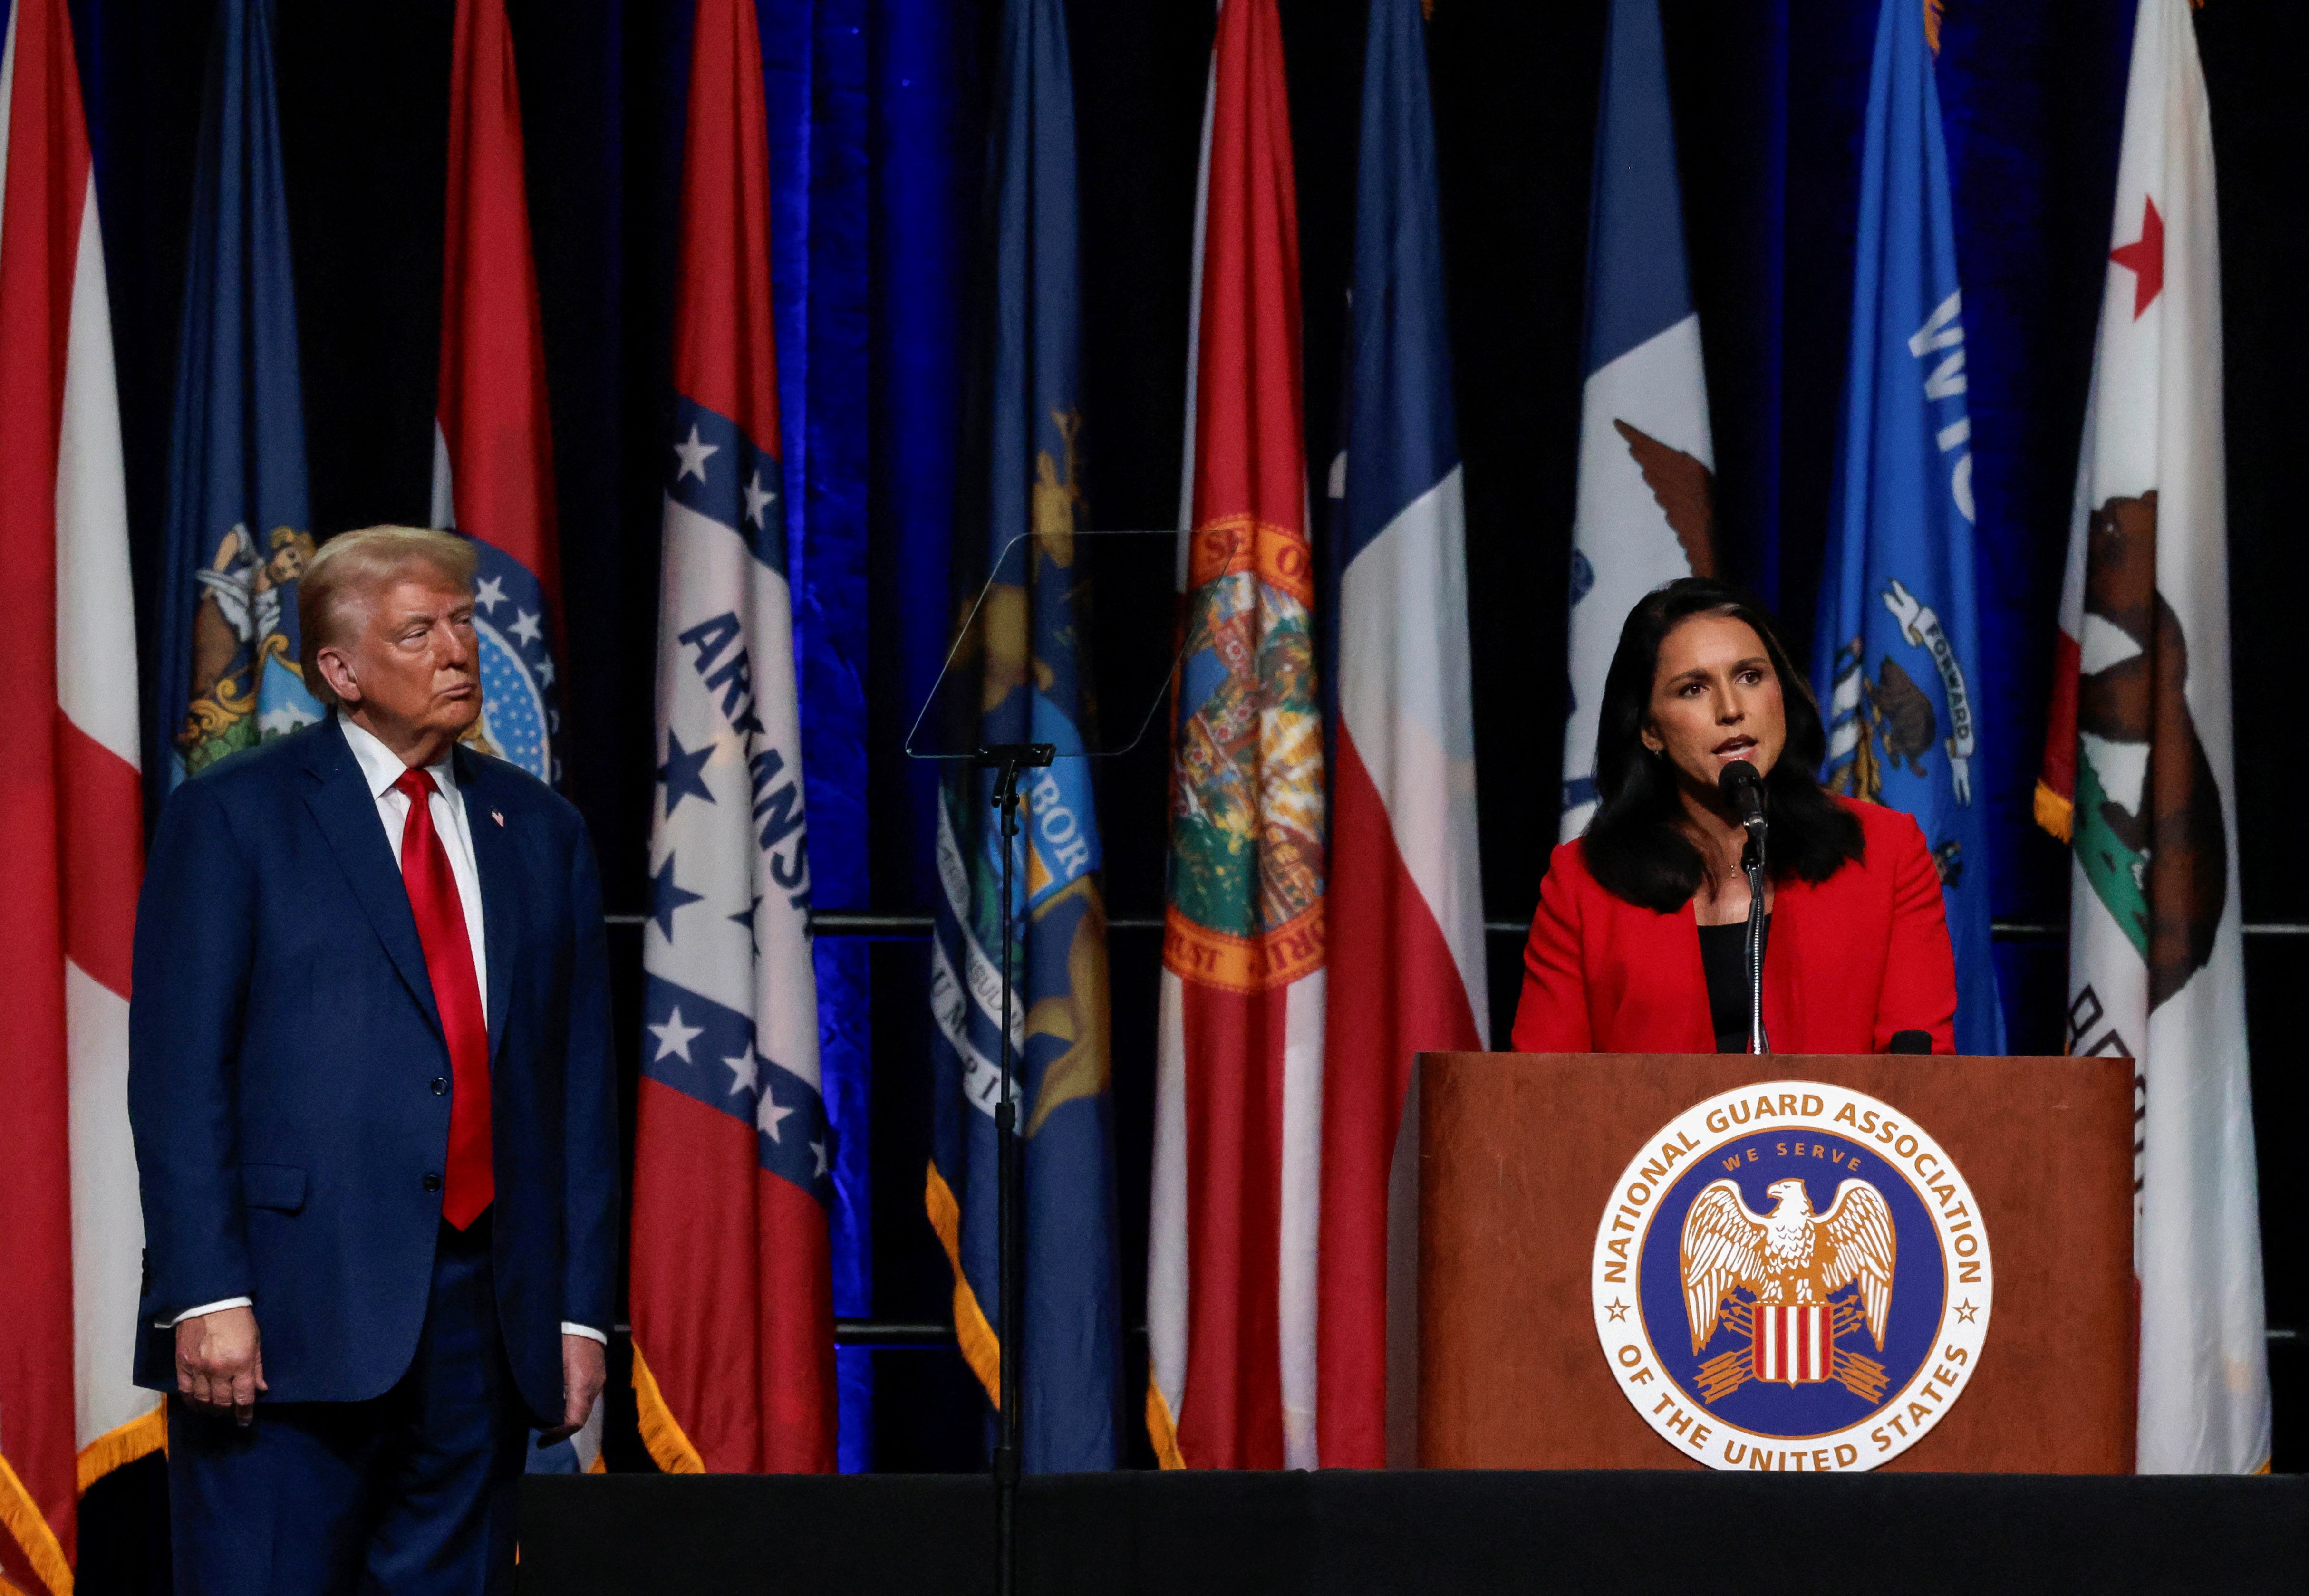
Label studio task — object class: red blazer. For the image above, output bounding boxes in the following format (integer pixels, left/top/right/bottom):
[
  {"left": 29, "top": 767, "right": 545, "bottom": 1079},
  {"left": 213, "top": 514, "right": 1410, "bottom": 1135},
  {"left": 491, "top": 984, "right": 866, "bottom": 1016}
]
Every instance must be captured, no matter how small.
[{"left": 1510, "top": 797, "right": 1958, "bottom": 1055}]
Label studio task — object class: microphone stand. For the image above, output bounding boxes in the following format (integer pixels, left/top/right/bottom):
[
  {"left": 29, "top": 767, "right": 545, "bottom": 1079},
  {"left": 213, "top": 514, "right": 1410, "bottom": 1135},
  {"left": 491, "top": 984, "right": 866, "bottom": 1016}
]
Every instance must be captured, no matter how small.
[
  {"left": 976, "top": 740, "right": 1053, "bottom": 1596},
  {"left": 1742, "top": 818, "right": 1770, "bottom": 1055}
]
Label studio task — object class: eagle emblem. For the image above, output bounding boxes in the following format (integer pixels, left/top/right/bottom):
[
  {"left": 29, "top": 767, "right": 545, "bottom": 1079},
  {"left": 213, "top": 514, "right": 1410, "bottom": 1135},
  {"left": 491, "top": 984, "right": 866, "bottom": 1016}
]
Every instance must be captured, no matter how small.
[{"left": 1679, "top": 1177, "right": 1897, "bottom": 1403}]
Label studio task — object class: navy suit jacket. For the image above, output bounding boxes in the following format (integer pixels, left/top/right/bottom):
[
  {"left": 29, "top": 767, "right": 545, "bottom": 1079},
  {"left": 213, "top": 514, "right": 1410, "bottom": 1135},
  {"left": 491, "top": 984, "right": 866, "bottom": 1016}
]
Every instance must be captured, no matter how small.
[{"left": 128, "top": 717, "right": 618, "bottom": 1426}]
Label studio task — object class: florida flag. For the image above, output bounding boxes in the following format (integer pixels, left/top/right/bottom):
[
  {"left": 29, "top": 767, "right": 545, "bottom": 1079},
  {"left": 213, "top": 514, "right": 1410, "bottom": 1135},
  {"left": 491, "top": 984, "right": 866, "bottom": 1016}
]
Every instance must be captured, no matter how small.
[
  {"left": 1148, "top": 0, "right": 1325, "bottom": 1472},
  {"left": 1315, "top": 0, "right": 1487, "bottom": 1472},
  {"left": 2036, "top": 0, "right": 2265, "bottom": 1475},
  {"left": 628, "top": 0, "right": 835, "bottom": 1475},
  {"left": 0, "top": 0, "right": 150, "bottom": 1587},
  {"left": 430, "top": 0, "right": 562, "bottom": 788}
]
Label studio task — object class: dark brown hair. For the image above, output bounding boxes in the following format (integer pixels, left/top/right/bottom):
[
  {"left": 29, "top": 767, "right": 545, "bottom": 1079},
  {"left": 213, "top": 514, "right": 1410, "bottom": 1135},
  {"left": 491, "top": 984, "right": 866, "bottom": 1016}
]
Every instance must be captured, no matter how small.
[{"left": 1579, "top": 577, "right": 1864, "bottom": 912}]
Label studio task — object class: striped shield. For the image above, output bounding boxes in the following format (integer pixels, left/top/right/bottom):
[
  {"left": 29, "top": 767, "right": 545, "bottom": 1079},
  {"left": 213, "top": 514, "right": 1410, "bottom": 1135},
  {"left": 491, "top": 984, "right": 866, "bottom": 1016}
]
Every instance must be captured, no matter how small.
[{"left": 1752, "top": 1303, "right": 1834, "bottom": 1386}]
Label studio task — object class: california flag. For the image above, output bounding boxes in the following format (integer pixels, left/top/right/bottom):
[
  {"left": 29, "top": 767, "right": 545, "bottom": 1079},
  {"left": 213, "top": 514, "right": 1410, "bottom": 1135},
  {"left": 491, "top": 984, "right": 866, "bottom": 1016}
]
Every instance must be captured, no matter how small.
[{"left": 2035, "top": 0, "right": 2267, "bottom": 1475}]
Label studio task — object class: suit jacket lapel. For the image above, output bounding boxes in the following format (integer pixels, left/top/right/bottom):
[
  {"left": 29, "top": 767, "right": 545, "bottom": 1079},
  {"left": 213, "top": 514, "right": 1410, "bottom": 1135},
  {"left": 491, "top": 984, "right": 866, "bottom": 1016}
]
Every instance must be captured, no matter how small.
[
  {"left": 458, "top": 749, "right": 518, "bottom": 1063},
  {"left": 302, "top": 719, "right": 442, "bottom": 1036}
]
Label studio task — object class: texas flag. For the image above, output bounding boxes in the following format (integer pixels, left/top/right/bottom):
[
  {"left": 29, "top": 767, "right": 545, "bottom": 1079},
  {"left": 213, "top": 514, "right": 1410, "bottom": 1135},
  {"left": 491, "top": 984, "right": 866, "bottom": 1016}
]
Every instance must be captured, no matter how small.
[
  {"left": 1315, "top": 0, "right": 1487, "bottom": 1472},
  {"left": 628, "top": 0, "right": 836, "bottom": 1475},
  {"left": 430, "top": 0, "right": 562, "bottom": 788},
  {"left": 0, "top": 0, "right": 150, "bottom": 1587}
]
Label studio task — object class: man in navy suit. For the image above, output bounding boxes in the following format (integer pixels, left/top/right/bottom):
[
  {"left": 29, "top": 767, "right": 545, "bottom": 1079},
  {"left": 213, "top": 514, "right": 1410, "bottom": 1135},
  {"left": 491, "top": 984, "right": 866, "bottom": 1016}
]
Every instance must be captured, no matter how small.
[{"left": 129, "top": 525, "right": 618, "bottom": 1595}]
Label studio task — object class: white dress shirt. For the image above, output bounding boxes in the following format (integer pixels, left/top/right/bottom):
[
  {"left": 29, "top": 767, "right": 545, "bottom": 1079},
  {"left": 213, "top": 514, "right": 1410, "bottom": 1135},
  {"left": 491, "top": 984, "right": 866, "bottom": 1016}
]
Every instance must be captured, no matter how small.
[{"left": 175, "top": 717, "right": 603, "bottom": 1347}]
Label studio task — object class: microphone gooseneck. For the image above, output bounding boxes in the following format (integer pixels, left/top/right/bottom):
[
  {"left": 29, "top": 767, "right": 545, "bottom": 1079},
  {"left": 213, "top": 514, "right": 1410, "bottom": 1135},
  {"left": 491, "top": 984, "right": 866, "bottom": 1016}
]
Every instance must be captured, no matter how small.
[{"left": 1717, "top": 760, "right": 1771, "bottom": 1055}]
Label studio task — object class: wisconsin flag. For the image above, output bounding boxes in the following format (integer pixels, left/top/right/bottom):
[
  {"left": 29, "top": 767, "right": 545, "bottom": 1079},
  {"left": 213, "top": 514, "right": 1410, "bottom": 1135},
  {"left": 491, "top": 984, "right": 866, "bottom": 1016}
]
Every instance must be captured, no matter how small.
[
  {"left": 2036, "top": 0, "right": 2266, "bottom": 1474},
  {"left": 1810, "top": 0, "right": 2002, "bottom": 1056},
  {"left": 156, "top": 0, "right": 323, "bottom": 787},
  {"left": 431, "top": 0, "right": 562, "bottom": 788},
  {"left": 1315, "top": 0, "right": 1486, "bottom": 1472},
  {"left": 1149, "top": 0, "right": 1325, "bottom": 1471},
  {"left": 629, "top": 0, "right": 835, "bottom": 1475},
  {"left": 925, "top": 0, "right": 1120, "bottom": 1473},
  {"left": 1561, "top": 0, "right": 1714, "bottom": 840},
  {"left": 0, "top": 0, "right": 149, "bottom": 1586}
]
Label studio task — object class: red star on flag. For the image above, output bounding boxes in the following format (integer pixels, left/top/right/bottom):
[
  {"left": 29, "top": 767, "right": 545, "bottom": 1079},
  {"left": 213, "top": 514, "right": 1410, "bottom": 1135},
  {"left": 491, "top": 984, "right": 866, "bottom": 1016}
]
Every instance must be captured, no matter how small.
[{"left": 2110, "top": 194, "right": 2164, "bottom": 319}]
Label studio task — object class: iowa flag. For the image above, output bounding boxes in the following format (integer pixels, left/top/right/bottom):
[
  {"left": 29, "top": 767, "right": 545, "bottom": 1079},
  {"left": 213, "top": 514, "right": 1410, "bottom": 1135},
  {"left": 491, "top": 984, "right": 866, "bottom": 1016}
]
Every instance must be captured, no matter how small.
[
  {"left": 1560, "top": 0, "right": 1714, "bottom": 840},
  {"left": 1149, "top": 0, "right": 1325, "bottom": 1471},
  {"left": 628, "top": 0, "right": 836, "bottom": 1475},
  {"left": 0, "top": 0, "right": 150, "bottom": 1587},
  {"left": 1315, "top": 0, "right": 1486, "bottom": 1472},
  {"left": 431, "top": 0, "right": 563, "bottom": 788},
  {"left": 2036, "top": 0, "right": 2266, "bottom": 1474}
]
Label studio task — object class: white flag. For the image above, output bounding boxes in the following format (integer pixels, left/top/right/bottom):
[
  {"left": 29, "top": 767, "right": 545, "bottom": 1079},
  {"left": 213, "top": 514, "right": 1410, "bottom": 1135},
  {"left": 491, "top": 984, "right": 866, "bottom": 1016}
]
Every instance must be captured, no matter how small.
[{"left": 2038, "top": 0, "right": 2267, "bottom": 1474}]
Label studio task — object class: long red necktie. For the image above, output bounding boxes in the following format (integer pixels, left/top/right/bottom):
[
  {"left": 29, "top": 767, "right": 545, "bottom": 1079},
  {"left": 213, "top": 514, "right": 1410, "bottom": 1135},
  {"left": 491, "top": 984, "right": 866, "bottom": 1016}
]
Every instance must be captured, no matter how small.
[{"left": 395, "top": 768, "right": 494, "bottom": 1228}]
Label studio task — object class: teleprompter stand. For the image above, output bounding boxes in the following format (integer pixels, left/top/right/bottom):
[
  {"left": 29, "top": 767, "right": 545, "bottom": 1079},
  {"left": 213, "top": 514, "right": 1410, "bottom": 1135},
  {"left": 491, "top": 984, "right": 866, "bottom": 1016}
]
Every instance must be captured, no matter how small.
[
  {"left": 905, "top": 529, "right": 1226, "bottom": 1596},
  {"left": 977, "top": 739, "right": 1051, "bottom": 1596}
]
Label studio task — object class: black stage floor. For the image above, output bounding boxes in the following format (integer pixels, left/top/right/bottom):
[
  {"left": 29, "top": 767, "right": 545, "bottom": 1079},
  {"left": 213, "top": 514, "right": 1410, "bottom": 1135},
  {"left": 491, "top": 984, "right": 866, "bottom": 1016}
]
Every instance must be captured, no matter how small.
[{"left": 520, "top": 1469, "right": 2309, "bottom": 1595}]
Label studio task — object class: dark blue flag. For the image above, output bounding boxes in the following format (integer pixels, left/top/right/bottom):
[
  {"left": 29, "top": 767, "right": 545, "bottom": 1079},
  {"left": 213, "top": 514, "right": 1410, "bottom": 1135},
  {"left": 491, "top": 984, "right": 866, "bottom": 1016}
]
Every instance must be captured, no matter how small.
[
  {"left": 925, "top": 0, "right": 1120, "bottom": 1472},
  {"left": 155, "top": 0, "right": 319, "bottom": 788},
  {"left": 1812, "top": 0, "right": 2004, "bottom": 1052}
]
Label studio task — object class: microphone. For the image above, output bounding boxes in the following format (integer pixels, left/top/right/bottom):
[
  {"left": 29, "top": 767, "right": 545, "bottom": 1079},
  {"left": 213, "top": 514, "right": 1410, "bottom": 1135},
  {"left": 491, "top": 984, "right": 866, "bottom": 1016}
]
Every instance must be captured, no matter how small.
[
  {"left": 1718, "top": 759, "right": 1767, "bottom": 836},
  {"left": 1889, "top": 1030, "right": 1932, "bottom": 1055}
]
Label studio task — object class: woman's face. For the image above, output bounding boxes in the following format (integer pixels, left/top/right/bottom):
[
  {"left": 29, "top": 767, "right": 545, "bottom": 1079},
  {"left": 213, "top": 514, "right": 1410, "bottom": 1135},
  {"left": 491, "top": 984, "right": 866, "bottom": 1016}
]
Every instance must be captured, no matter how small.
[{"left": 1640, "top": 612, "right": 1787, "bottom": 798}]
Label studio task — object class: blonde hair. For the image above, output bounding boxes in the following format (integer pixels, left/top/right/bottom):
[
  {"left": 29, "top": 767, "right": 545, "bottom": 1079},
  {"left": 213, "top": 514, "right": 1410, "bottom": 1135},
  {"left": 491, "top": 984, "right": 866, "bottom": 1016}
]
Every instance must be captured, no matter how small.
[{"left": 298, "top": 526, "right": 478, "bottom": 707}]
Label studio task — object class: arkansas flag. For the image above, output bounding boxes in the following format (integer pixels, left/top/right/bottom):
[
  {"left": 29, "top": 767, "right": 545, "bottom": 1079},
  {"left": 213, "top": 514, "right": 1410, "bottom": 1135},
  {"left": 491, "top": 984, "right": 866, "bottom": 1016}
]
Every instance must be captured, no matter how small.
[
  {"left": 430, "top": 0, "right": 562, "bottom": 788},
  {"left": 2035, "top": 0, "right": 2267, "bottom": 1474},
  {"left": 0, "top": 0, "right": 151, "bottom": 1587},
  {"left": 628, "top": 0, "right": 836, "bottom": 1475},
  {"left": 1315, "top": 0, "right": 1487, "bottom": 1471},
  {"left": 1148, "top": 0, "right": 1325, "bottom": 1471}
]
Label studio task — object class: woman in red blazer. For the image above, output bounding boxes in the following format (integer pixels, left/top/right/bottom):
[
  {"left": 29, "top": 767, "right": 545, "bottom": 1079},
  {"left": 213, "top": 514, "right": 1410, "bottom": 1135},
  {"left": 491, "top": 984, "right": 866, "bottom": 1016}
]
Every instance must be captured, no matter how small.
[{"left": 1514, "top": 578, "right": 1958, "bottom": 1054}]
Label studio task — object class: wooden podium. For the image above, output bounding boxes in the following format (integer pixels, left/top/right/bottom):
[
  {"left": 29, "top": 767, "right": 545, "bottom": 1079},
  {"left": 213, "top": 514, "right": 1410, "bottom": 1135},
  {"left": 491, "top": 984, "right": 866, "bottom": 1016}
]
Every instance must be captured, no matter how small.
[{"left": 1385, "top": 1053, "right": 2135, "bottom": 1472}]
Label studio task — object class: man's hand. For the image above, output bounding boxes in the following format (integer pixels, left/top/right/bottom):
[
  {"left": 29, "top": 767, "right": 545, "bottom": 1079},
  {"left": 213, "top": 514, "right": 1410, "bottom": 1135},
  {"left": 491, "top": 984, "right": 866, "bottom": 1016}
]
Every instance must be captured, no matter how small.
[
  {"left": 540, "top": 1333, "right": 607, "bottom": 1444},
  {"left": 176, "top": 1306, "right": 266, "bottom": 1426}
]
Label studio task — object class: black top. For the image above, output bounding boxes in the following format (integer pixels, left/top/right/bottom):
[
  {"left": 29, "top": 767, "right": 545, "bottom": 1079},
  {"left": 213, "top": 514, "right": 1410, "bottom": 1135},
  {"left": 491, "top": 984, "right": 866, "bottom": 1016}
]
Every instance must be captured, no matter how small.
[{"left": 1698, "top": 915, "right": 1771, "bottom": 1054}]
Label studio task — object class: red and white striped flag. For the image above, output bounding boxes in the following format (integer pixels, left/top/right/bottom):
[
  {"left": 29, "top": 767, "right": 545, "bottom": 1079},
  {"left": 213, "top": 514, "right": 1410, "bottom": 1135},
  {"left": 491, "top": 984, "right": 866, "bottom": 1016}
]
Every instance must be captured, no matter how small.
[
  {"left": 0, "top": 0, "right": 151, "bottom": 1586},
  {"left": 1148, "top": 0, "right": 1325, "bottom": 1471}
]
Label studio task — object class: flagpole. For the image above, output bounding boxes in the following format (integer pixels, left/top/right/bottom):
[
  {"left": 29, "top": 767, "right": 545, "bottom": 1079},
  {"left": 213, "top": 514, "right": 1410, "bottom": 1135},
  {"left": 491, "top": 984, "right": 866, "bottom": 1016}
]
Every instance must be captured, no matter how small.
[{"left": 978, "top": 739, "right": 1052, "bottom": 1596}]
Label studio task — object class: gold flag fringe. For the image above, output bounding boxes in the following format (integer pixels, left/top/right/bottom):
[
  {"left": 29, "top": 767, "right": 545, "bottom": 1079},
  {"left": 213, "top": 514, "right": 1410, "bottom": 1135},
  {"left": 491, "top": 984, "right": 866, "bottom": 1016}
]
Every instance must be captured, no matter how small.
[
  {"left": 2033, "top": 779, "right": 2075, "bottom": 843},
  {"left": 628, "top": 1344, "right": 705, "bottom": 1474},
  {"left": 0, "top": 1451, "right": 71, "bottom": 1596},
  {"left": 74, "top": 1406, "right": 164, "bottom": 1496},
  {"left": 924, "top": 1161, "right": 1005, "bottom": 1411}
]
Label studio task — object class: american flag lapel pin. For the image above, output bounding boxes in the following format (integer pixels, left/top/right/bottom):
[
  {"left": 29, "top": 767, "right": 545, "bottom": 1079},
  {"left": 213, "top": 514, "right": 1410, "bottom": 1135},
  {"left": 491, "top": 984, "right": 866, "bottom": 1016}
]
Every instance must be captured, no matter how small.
[{"left": 492, "top": 810, "right": 505, "bottom": 827}]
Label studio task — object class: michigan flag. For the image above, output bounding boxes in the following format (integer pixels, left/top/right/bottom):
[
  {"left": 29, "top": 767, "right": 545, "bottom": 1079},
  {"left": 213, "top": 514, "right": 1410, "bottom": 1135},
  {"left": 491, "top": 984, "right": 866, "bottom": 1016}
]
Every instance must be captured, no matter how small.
[
  {"left": 1561, "top": 0, "right": 1714, "bottom": 841},
  {"left": 1810, "top": 0, "right": 2003, "bottom": 1056},
  {"left": 2036, "top": 0, "right": 2265, "bottom": 1474},
  {"left": 628, "top": 0, "right": 835, "bottom": 1475},
  {"left": 924, "top": 0, "right": 1120, "bottom": 1474},
  {"left": 155, "top": 0, "right": 322, "bottom": 786}
]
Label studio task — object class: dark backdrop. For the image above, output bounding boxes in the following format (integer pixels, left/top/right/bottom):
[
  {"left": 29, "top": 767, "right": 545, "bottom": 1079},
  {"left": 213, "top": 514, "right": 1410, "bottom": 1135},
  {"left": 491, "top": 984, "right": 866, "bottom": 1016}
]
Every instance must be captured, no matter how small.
[{"left": 54, "top": 1, "right": 2309, "bottom": 1582}]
